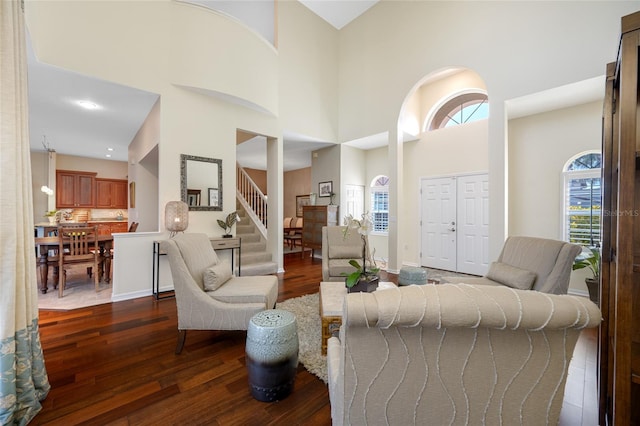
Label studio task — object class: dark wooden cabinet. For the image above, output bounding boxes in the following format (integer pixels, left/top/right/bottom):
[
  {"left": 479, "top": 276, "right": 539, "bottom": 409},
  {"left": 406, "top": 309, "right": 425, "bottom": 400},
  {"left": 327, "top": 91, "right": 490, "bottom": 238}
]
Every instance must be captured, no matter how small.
[
  {"left": 301, "top": 205, "right": 338, "bottom": 258},
  {"left": 92, "top": 221, "right": 128, "bottom": 236},
  {"left": 600, "top": 11, "right": 640, "bottom": 425},
  {"left": 56, "top": 170, "right": 96, "bottom": 208},
  {"left": 95, "top": 178, "right": 128, "bottom": 209}
]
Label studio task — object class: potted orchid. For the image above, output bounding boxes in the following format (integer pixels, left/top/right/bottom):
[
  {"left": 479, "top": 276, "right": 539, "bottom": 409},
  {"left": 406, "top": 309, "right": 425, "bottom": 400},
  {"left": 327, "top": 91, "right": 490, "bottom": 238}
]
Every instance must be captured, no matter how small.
[{"left": 343, "top": 213, "right": 380, "bottom": 292}]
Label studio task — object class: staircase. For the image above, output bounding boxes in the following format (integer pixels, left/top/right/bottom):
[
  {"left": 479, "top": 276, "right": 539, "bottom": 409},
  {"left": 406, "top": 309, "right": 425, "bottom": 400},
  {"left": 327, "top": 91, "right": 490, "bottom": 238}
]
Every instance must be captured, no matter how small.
[{"left": 236, "top": 204, "right": 277, "bottom": 276}]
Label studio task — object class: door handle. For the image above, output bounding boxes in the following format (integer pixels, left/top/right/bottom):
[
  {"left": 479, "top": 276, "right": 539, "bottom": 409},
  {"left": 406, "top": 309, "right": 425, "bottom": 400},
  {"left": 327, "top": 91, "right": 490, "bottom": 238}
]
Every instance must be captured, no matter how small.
[{"left": 449, "top": 228, "right": 456, "bottom": 232}]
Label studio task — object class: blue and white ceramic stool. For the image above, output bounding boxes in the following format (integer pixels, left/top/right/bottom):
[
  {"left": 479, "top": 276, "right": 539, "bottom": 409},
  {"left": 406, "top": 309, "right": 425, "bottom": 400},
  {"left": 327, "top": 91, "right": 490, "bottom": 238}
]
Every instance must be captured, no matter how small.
[
  {"left": 398, "top": 266, "right": 428, "bottom": 285},
  {"left": 246, "top": 309, "right": 299, "bottom": 402}
]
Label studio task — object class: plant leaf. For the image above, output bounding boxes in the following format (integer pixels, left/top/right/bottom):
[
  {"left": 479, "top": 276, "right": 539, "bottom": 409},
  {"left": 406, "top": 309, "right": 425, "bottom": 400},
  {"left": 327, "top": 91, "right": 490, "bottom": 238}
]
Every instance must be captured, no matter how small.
[
  {"left": 345, "top": 272, "right": 361, "bottom": 288},
  {"left": 348, "top": 259, "right": 362, "bottom": 270}
]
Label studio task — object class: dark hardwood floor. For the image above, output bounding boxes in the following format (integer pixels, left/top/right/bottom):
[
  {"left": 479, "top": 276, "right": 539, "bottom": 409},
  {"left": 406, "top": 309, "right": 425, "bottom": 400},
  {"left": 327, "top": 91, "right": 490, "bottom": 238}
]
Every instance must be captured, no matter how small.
[{"left": 33, "top": 253, "right": 597, "bottom": 425}]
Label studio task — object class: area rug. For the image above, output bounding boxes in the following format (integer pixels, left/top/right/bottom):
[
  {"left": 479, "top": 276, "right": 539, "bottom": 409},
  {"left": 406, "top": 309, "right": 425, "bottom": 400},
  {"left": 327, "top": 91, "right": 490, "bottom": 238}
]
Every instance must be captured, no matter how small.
[{"left": 277, "top": 293, "right": 327, "bottom": 384}]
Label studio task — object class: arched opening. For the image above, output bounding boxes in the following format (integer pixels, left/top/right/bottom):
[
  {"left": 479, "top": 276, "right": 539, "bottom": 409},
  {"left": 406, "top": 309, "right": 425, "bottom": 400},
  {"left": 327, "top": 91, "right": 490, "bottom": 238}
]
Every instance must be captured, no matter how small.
[{"left": 394, "top": 67, "right": 490, "bottom": 274}]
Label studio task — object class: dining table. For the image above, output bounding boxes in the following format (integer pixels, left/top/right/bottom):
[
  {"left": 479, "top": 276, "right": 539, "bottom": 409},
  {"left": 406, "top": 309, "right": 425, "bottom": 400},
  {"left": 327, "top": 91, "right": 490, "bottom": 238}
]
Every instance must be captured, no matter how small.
[{"left": 34, "top": 235, "right": 114, "bottom": 294}]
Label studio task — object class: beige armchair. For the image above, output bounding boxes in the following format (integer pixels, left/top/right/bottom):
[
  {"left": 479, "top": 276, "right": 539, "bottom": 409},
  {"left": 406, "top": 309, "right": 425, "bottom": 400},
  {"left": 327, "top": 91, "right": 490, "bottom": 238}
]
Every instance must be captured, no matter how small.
[
  {"left": 322, "top": 226, "right": 365, "bottom": 282},
  {"left": 443, "top": 236, "right": 582, "bottom": 294},
  {"left": 327, "top": 284, "right": 600, "bottom": 426},
  {"left": 162, "top": 233, "right": 278, "bottom": 354}
]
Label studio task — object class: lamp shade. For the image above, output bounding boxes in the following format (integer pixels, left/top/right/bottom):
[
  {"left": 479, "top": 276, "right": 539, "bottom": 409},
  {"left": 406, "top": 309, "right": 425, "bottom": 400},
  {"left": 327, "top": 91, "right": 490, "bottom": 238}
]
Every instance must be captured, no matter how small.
[{"left": 165, "top": 201, "right": 189, "bottom": 236}]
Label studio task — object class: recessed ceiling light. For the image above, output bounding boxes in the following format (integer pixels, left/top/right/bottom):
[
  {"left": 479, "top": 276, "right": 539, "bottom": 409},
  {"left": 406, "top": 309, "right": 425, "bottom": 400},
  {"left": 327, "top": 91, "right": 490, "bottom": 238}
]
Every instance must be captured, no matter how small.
[
  {"left": 77, "top": 100, "right": 100, "bottom": 110},
  {"left": 105, "top": 154, "right": 112, "bottom": 158},
  {"left": 107, "top": 147, "right": 114, "bottom": 151}
]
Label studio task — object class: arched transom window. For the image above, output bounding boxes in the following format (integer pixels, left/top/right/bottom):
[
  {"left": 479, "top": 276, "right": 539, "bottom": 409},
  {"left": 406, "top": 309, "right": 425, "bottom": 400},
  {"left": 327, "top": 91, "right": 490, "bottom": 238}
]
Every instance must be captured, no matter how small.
[{"left": 429, "top": 92, "right": 489, "bottom": 131}]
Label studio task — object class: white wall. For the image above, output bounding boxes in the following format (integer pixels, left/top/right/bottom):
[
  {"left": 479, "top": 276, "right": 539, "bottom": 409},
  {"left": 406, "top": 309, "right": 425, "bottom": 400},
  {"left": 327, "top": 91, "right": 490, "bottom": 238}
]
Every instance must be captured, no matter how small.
[
  {"left": 129, "top": 98, "right": 161, "bottom": 232},
  {"left": 337, "top": 1, "right": 637, "bottom": 266},
  {"left": 278, "top": 1, "right": 339, "bottom": 143},
  {"left": 56, "top": 154, "right": 128, "bottom": 179},
  {"left": 508, "top": 101, "right": 603, "bottom": 294},
  {"left": 30, "top": 151, "right": 49, "bottom": 222},
  {"left": 311, "top": 145, "right": 341, "bottom": 207}
]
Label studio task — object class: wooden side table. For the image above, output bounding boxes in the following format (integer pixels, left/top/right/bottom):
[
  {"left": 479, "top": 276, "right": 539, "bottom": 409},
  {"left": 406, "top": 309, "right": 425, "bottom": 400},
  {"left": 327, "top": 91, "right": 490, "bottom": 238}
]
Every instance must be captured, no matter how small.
[
  {"left": 319, "top": 282, "right": 346, "bottom": 355},
  {"left": 319, "top": 281, "right": 397, "bottom": 355}
]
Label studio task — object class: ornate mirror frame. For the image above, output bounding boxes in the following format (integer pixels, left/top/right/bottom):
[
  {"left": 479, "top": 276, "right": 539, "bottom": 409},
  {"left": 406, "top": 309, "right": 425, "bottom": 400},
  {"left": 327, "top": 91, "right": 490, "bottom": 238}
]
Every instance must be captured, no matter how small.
[{"left": 180, "top": 154, "right": 223, "bottom": 211}]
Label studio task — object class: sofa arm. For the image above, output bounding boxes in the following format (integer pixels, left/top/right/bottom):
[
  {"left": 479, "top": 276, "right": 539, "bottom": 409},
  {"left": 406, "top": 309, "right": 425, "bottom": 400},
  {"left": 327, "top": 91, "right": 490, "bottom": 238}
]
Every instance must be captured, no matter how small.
[{"left": 327, "top": 336, "right": 344, "bottom": 426}]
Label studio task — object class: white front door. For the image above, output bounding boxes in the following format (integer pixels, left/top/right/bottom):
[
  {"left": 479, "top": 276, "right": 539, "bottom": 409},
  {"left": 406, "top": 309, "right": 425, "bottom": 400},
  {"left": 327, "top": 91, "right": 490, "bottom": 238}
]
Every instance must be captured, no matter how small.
[
  {"left": 421, "top": 173, "right": 489, "bottom": 274},
  {"left": 421, "top": 177, "right": 457, "bottom": 271},
  {"left": 456, "top": 174, "right": 490, "bottom": 275},
  {"left": 344, "top": 184, "right": 364, "bottom": 224}
]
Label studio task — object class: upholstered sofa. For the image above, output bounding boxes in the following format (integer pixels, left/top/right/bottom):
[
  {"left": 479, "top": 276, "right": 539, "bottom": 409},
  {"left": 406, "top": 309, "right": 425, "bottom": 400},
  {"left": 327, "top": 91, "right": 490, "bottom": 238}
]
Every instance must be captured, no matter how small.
[
  {"left": 322, "top": 226, "right": 366, "bottom": 282},
  {"left": 162, "top": 233, "right": 278, "bottom": 353},
  {"left": 443, "top": 236, "right": 582, "bottom": 294},
  {"left": 327, "top": 284, "right": 600, "bottom": 426}
]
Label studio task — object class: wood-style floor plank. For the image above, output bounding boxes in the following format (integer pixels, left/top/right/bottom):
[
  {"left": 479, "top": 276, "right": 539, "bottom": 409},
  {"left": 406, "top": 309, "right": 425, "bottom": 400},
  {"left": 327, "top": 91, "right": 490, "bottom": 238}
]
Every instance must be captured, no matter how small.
[{"left": 32, "top": 252, "right": 596, "bottom": 425}]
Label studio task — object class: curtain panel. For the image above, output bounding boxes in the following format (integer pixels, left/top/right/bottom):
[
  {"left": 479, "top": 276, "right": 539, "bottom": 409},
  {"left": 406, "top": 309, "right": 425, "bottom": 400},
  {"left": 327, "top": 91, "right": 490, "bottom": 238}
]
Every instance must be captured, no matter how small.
[{"left": 0, "top": 0, "right": 51, "bottom": 424}]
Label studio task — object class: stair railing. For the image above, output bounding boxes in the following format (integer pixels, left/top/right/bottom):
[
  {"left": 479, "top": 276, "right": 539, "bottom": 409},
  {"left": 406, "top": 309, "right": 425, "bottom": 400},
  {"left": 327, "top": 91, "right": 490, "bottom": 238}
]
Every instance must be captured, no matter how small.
[{"left": 237, "top": 163, "right": 268, "bottom": 238}]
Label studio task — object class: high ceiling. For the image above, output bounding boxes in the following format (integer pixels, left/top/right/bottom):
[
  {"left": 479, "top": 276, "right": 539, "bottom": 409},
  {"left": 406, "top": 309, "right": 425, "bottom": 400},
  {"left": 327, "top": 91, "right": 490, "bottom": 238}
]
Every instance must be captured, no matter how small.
[
  {"left": 27, "top": 1, "right": 379, "bottom": 167},
  {"left": 26, "top": 0, "right": 602, "bottom": 169}
]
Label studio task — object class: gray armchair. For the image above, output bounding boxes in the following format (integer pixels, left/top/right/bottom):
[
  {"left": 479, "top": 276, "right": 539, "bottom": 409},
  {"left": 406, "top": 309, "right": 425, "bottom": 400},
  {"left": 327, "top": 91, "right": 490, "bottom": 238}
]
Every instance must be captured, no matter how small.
[
  {"left": 443, "top": 236, "right": 582, "bottom": 294},
  {"left": 162, "top": 233, "right": 278, "bottom": 353},
  {"left": 322, "top": 226, "right": 365, "bottom": 282}
]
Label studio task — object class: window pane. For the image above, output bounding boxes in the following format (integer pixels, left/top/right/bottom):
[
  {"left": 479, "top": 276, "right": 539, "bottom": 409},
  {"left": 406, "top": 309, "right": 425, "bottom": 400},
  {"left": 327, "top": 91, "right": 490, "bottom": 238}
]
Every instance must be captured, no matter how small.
[
  {"left": 443, "top": 102, "right": 489, "bottom": 128},
  {"left": 568, "top": 153, "right": 601, "bottom": 171},
  {"left": 566, "top": 176, "right": 601, "bottom": 246},
  {"left": 371, "top": 190, "right": 389, "bottom": 232}
]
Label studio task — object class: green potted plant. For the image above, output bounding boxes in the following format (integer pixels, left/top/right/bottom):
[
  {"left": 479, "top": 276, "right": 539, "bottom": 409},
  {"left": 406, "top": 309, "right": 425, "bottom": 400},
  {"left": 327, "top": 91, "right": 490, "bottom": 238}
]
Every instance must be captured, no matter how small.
[
  {"left": 44, "top": 210, "right": 58, "bottom": 224},
  {"left": 217, "top": 211, "right": 240, "bottom": 238},
  {"left": 572, "top": 247, "right": 600, "bottom": 304},
  {"left": 343, "top": 213, "right": 380, "bottom": 293}
]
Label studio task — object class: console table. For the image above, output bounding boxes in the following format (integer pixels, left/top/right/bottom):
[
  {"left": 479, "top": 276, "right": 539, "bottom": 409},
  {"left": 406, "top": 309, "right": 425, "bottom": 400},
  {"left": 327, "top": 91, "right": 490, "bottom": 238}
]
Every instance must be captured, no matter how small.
[{"left": 152, "top": 236, "right": 242, "bottom": 300}]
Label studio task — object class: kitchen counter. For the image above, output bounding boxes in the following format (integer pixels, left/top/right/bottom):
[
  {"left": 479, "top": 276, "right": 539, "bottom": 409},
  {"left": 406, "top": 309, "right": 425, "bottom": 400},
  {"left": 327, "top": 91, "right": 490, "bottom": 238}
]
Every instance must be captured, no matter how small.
[
  {"left": 35, "top": 220, "right": 129, "bottom": 237},
  {"left": 35, "top": 219, "right": 128, "bottom": 226}
]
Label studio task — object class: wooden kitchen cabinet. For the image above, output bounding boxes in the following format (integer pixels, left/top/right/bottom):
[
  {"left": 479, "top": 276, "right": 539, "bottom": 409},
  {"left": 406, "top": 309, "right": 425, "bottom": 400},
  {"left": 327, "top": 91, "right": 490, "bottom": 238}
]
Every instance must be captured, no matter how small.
[
  {"left": 95, "top": 178, "right": 128, "bottom": 209},
  {"left": 56, "top": 170, "right": 96, "bottom": 208},
  {"left": 92, "top": 221, "right": 128, "bottom": 236}
]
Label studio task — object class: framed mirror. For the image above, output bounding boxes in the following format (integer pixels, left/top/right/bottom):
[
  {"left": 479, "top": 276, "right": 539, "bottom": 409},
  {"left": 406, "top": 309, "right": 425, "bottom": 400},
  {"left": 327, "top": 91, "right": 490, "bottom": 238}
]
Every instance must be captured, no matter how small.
[{"left": 180, "top": 154, "right": 223, "bottom": 211}]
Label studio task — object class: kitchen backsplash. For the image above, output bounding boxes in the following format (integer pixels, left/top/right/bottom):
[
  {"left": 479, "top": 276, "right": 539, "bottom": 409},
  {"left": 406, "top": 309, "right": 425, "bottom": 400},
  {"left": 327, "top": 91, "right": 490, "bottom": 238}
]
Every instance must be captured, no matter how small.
[{"left": 55, "top": 208, "right": 128, "bottom": 221}]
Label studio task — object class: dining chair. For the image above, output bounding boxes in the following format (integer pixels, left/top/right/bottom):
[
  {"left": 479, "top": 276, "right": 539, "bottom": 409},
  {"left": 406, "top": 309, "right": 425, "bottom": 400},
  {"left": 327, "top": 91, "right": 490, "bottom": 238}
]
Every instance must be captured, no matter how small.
[
  {"left": 128, "top": 222, "right": 139, "bottom": 232},
  {"left": 58, "top": 225, "right": 102, "bottom": 297}
]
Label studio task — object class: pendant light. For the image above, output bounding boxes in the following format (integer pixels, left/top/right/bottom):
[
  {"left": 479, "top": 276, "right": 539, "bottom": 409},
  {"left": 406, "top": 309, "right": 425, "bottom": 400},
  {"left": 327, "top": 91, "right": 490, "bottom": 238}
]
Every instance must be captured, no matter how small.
[{"left": 41, "top": 136, "right": 54, "bottom": 196}]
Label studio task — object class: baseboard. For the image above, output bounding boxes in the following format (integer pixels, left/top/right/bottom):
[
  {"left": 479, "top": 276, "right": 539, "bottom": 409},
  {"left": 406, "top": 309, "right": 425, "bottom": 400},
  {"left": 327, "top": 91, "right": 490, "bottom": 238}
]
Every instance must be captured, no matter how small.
[{"left": 111, "top": 289, "right": 154, "bottom": 302}]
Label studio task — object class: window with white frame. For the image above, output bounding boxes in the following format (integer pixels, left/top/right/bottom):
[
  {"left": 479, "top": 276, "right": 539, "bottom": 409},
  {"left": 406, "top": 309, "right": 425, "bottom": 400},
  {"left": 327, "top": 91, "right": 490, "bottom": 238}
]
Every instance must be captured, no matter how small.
[
  {"left": 370, "top": 175, "right": 389, "bottom": 233},
  {"left": 563, "top": 152, "right": 601, "bottom": 247},
  {"left": 428, "top": 92, "right": 489, "bottom": 131}
]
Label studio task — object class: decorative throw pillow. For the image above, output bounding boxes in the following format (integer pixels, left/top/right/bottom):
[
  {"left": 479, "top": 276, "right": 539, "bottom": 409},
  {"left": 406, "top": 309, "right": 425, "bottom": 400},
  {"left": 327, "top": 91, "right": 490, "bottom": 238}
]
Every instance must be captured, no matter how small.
[
  {"left": 486, "top": 262, "right": 537, "bottom": 290},
  {"left": 203, "top": 260, "right": 232, "bottom": 291}
]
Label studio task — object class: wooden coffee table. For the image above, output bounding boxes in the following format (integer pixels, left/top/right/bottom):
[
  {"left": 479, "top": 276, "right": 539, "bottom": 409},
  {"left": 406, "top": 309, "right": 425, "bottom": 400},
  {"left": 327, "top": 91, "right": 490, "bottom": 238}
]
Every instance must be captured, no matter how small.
[{"left": 319, "top": 281, "right": 396, "bottom": 355}]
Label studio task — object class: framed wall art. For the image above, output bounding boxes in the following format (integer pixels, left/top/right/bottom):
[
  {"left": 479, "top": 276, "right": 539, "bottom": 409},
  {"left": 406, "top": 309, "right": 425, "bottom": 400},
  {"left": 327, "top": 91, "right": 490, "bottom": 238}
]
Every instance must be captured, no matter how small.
[{"left": 319, "top": 181, "right": 333, "bottom": 197}]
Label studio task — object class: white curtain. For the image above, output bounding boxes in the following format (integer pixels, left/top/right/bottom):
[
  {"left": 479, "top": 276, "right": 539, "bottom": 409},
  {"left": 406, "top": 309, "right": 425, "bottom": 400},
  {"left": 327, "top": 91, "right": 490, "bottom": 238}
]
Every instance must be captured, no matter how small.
[{"left": 0, "top": 0, "right": 51, "bottom": 423}]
